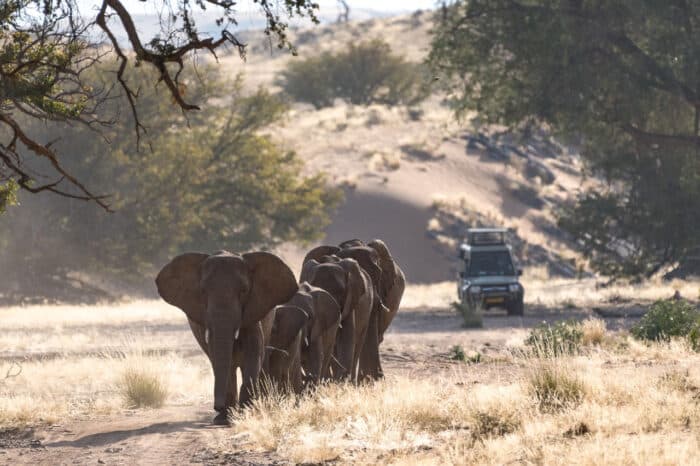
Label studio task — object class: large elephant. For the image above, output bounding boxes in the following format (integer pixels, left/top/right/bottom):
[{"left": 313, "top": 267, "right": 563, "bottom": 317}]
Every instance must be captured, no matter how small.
[
  {"left": 300, "top": 256, "right": 372, "bottom": 382},
  {"left": 265, "top": 282, "right": 341, "bottom": 391},
  {"left": 155, "top": 250, "right": 298, "bottom": 425}
]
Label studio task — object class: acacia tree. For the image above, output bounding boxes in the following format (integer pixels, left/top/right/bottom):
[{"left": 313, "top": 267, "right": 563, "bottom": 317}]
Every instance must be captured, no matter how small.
[
  {"left": 430, "top": 1, "right": 700, "bottom": 277},
  {"left": 0, "top": 66, "right": 340, "bottom": 298},
  {"left": 0, "top": 0, "right": 318, "bottom": 209}
]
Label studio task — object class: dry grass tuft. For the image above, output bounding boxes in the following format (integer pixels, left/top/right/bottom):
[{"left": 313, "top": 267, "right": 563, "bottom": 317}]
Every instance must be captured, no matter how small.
[
  {"left": 580, "top": 318, "right": 607, "bottom": 346},
  {"left": 469, "top": 406, "right": 521, "bottom": 439},
  {"left": 118, "top": 365, "right": 168, "bottom": 409},
  {"left": 527, "top": 360, "right": 586, "bottom": 413}
]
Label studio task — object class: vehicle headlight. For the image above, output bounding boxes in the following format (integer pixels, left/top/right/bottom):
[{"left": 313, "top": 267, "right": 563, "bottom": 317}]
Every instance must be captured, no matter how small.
[
  {"left": 469, "top": 286, "right": 481, "bottom": 294},
  {"left": 508, "top": 283, "right": 520, "bottom": 293}
]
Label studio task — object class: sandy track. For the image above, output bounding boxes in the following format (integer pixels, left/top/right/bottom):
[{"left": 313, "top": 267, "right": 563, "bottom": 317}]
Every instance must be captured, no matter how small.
[
  {"left": 3, "top": 405, "right": 216, "bottom": 465},
  {"left": 0, "top": 303, "right": 643, "bottom": 465}
]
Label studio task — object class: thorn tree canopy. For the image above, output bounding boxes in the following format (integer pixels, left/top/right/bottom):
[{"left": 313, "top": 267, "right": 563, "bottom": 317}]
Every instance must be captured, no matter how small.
[
  {"left": 0, "top": 0, "right": 319, "bottom": 210},
  {"left": 430, "top": 1, "right": 700, "bottom": 277}
]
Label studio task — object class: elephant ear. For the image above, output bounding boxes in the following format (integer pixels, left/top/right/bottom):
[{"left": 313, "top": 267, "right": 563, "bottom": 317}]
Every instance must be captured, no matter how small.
[
  {"left": 155, "top": 252, "right": 209, "bottom": 325},
  {"left": 338, "top": 258, "right": 367, "bottom": 319},
  {"left": 367, "top": 239, "right": 398, "bottom": 299},
  {"left": 310, "top": 288, "right": 341, "bottom": 341},
  {"left": 242, "top": 252, "right": 298, "bottom": 328},
  {"left": 302, "top": 245, "right": 340, "bottom": 269},
  {"left": 337, "top": 247, "right": 382, "bottom": 297},
  {"left": 300, "top": 259, "right": 319, "bottom": 283}
]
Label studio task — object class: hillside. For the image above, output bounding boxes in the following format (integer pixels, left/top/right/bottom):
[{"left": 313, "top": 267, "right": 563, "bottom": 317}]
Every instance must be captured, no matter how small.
[{"left": 217, "top": 11, "right": 586, "bottom": 282}]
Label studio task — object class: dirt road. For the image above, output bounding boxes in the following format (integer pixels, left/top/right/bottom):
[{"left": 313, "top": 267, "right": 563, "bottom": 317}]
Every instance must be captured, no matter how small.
[{"left": 0, "top": 303, "right": 640, "bottom": 465}]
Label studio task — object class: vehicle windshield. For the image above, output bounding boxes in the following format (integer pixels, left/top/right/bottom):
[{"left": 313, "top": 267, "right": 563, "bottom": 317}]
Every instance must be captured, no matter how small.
[{"left": 466, "top": 251, "right": 515, "bottom": 277}]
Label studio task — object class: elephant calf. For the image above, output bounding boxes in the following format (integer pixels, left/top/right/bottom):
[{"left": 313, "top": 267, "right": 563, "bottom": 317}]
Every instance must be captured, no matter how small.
[{"left": 265, "top": 282, "right": 341, "bottom": 393}]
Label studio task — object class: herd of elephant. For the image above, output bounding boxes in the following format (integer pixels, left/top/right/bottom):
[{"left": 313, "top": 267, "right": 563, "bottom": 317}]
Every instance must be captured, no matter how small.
[{"left": 155, "top": 238, "right": 405, "bottom": 425}]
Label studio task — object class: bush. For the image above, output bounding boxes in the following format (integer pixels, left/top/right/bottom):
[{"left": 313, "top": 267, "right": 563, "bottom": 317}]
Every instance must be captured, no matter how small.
[
  {"left": 279, "top": 39, "right": 430, "bottom": 108},
  {"left": 452, "top": 301, "right": 483, "bottom": 328},
  {"left": 527, "top": 362, "right": 585, "bottom": 413},
  {"left": 119, "top": 367, "right": 168, "bottom": 408},
  {"left": 690, "top": 321, "right": 700, "bottom": 351},
  {"left": 631, "top": 299, "right": 700, "bottom": 342},
  {"left": 525, "top": 320, "right": 582, "bottom": 356}
]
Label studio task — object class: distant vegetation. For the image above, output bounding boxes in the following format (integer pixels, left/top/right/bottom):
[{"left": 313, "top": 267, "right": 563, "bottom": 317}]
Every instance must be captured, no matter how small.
[
  {"left": 279, "top": 39, "right": 430, "bottom": 108},
  {"left": 631, "top": 299, "right": 700, "bottom": 349},
  {"left": 0, "top": 67, "right": 340, "bottom": 301},
  {"left": 431, "top": 1, "right": 700, "bottom": 278}
]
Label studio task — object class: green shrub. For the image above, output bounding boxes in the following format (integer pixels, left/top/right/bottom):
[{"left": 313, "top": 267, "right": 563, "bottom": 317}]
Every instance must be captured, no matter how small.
[
  {"left": 279, "top": 39, "right": 430, "bottom": 108},
  {"left": 452, "top": 301, "right": 483, "bottom": 328},
  {"left": 449, "top": 345, "right": 482, "bottom": 363},
  {"left": 450, "top": 345, "right": 466, "bottom": 361},
  {"left": 525, "top": 320, "right": 582, "bottom": 356},
  {"left": 688, "top": 320, "right": 700, "bottom": 351},
  {"left": 631, "top": 299, "right": 700, "bottom": 342}
]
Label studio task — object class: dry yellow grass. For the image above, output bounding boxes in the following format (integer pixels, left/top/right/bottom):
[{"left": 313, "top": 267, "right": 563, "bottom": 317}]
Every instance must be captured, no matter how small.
[
  {"left": 402, "top": 277, "right": 700, "bottom": 310},
  {"left": 0, "top": 302, "right": 211, "bottom": 428},
  {"left": 580, "top": 318, "right": 607, "bottom": 346},
  {"left": 1, "top": 282, "right": 700, "bottom": 464},
  {"left": 226, "top": 343, "right": 700, "bottom": 465}
]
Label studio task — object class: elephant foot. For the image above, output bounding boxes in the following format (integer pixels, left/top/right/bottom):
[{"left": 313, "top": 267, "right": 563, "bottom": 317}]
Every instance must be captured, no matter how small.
[{"left": 213, "top": 410, "right": 231, "bottom": 426}]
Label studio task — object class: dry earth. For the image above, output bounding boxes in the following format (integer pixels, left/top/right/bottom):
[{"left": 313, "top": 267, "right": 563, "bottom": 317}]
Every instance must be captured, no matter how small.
[{"left": 2, "top": 278, "right": 700, "bottom": 464}]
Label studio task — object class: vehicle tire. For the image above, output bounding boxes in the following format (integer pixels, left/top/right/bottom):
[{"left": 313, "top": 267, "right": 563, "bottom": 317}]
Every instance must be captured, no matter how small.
[{"left": 507, "top": 297, "right": 524, "bottom": 316}]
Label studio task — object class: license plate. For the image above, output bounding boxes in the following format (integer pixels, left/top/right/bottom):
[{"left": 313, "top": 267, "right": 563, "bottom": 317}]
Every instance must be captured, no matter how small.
[{"left": 485, "top": 297, "right": 504, "bottom": 304}]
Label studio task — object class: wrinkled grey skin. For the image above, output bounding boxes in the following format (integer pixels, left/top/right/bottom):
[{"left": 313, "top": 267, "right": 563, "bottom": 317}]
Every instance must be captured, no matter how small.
[
  {"left": 303, "top": 239, "right": 404, "bottom": 381},
  {"left": 300, "top": 256, "right": 372, "bottom": 382},
  {"left": 155, "top": 251, "right": 298, "bottom": 425},
  {"left": 265, "top": 282, "right": 341, "bottom": 392}
]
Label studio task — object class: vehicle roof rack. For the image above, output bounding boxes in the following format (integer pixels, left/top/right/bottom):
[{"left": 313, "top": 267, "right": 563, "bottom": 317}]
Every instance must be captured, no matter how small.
[{"left": 466, "top": 228, "right": 507, "bottom": 245}]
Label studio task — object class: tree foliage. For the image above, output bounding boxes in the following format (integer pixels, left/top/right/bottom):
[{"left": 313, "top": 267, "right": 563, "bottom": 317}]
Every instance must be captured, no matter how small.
[
  {"left": 0, "top": 0, "right": 319, "bottom": 207},
  {"left": 280, "top": 39, "right": 430, "bottom": 108},
  {"left": 0, "top": 67, "right": 341, "bottom": 297},
  {"left": 430, "top": 1, "right": 700, "bottom": 277}
]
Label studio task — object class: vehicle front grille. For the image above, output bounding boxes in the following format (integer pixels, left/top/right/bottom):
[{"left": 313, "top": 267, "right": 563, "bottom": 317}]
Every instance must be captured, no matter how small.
[{"left": 482, "top": 286, "right": 508, "bottom": 293}]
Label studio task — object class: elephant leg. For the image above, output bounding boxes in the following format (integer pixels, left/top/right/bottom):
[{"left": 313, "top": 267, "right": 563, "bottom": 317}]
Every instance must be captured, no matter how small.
[
  {"left": 266, "top": 350, "right": 286, "bottom": 394},
  {"left": 304, "top": 339, "right": 324, "bottom": 386},
  {"left": 187, "top": 318, "right": 212, "bottom": 363},
  {"left": 320, "top": 327, "right": 337, "bottom": 381},
  {"left": 225, "top": 365, "right": 238, "bottom": 409},
  {"left": 332, "top": 317, "right": 355, "bottom": 381},
  {"left": 240, "top": 324, "right": 264, "bottom": 407},
  {"left": 290, "top": 342, "right": 303, "bottom": 394},
  {"left": 359, "top": 310, "right": 382, "bottom": 382},
  {"left": 352, "top": 317, "right": 370, "bottom": 384}
]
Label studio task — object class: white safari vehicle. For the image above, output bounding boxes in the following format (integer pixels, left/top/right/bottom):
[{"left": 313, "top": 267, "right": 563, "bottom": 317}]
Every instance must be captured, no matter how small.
[{"left": 457, "top": 228, "right": 524, "bottom": 316}]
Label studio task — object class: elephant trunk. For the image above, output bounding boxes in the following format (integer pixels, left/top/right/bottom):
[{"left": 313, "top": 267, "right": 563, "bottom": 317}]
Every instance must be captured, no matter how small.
[{"left": 209, "top": 303, "right": 241, "bottom": 412}]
